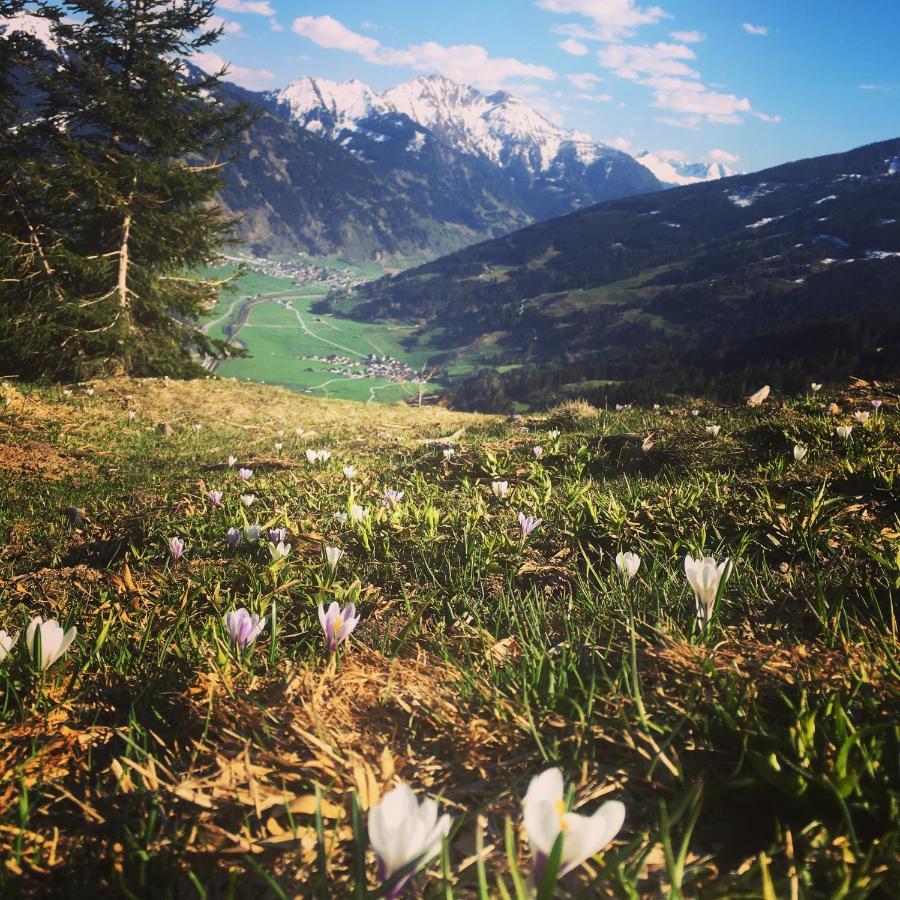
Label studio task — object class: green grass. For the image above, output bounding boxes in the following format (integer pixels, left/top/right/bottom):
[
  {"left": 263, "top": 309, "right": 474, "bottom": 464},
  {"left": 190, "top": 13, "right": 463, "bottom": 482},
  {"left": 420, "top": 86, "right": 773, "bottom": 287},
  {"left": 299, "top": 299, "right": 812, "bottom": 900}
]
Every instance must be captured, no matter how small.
[
  {"left": 0, "top": 377, "right": 898, "bottom": 897},
  {"left": 199, "top": 266, "right": 438, "bottom": 403}
]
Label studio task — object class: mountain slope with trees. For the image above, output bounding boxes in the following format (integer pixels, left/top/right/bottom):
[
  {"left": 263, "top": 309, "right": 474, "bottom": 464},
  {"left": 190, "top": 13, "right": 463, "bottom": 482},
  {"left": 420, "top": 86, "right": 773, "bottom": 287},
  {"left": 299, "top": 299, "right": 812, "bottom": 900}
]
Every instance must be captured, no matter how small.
[{"left": 334, "top": 138, "right": 900, "bottom": 409}]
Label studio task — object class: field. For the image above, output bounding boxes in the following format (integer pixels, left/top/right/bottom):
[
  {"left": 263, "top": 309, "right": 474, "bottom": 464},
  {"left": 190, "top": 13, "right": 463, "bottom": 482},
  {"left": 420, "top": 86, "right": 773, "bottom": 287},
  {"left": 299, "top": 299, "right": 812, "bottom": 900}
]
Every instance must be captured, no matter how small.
[
  {"left": 0, "top": 377, "right": 898, "bottom": 897},
  {"left": 201, "top": 267, "right": 437, "bottom": 404}
]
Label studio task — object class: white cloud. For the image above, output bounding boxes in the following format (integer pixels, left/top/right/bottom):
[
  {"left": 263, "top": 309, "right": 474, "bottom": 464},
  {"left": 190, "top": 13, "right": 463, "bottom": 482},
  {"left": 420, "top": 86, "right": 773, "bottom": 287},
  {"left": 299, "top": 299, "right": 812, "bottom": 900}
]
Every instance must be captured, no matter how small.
[
  {"left": 754, "top": 111, "right": 781, "bottom": 123},
  {"left": 653, "top": 87, "right": 751, "bottom": 124},
  {"left": 292, "top": 15, "right": 381, "bottom": 57},
  {"left": 536, "top": 0, "right": 669, "bottom": 41},
  {"left": 270, "top": 20, "right": 284, "bottom": 32},
  {"left": 576, "top": 92, "right": 613, "bottom": 101},
  {"left": 193, "top": 50, "right": 275, "bottom": 90},
  {"left": 292, "top": 15, "right": 556, "bottom": 91},
  {"left": 598, "top": 42, "right": 699, "bottom": 81},
  {"left": 559, "top": 38, "right": 589, "bottom": 55},
  {"left": 741, "top": 23, "right": 768, "bottom": 36},
  {"left": 655, "top": 116, "right": 697, "bottom": 129},
  {"left": 208, "top": 16, "right": 242, "bottom": 36},
  {"left": 669, "top": 30, "right": 704, "bottom": 43},
  {"left": 567, "top": 71, "right": 602, "bottom": 89},
  {"left": 218, "top": 0, "right": 275, "bottom": 15},
  {"left": 608, "top": 136, "right": 632, "bottom": 150},
  {"left": 859, "top": 83, "right": 900, "bottom": 91},
  {"left": 709, "top": 148, "right": 739, "bottom": 164},
  {"left": 598, "top": 41, "right": 762, "bottom": 125}
]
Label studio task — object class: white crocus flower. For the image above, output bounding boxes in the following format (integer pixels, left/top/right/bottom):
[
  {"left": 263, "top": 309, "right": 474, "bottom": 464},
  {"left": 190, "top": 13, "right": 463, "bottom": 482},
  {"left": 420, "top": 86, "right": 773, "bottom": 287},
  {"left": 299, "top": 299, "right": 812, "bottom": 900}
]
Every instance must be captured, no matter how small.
[
  {"left": 548, "top": 429, "right": 560, "bottom": 439},
  {"left": 306, "top": 449, "right": 319, "bottom": 465},
  {"left": 324, "top": 546, "right": 344, "bottom": 570},
  {"left": 268, "top": 540, "right": 291, "bottom": 561},
  {"left": 746, "top": 385, "right": 770, "bottom": 407},
  {"left": 25, "top": 617, "right": 77, "bottom": 670},
  {"left": 343, "top": 465, "right": 357, "bottom": 480},
  {"left": 243, "top": 524, "right": 262, "bottom": 543},
  {"left": 368, "top": 783, "right": 452, "bottom": 888},
  {"left": 318, "top": 449, "right": 331, "bottom": 463},
  {"left": 793, "top": 445, "right": 807, "bottom": 461},
  {"left": 227, "top": 455, "right": 238, "bottom": 467},
  {"left": 706, "top": 425, "right": 721, "bottom": 437},
  {"left": 811, "top": 382, "right": 822, "bottom": 393},
  {"left": 349, "top": 504, "right": 369, "bottom": 524},
  {"left": 0, "top": 629, "right": 18, "bottom": 663},
  {"left": 836, "top": 425, "right": 853, "bottom": 440},
  {"left": 615, "top": 551, "right": 641, "bottom": 583},
  {"left": 442, "top": 448, "right": 455, "bottom": 460},
  {"left": 491, "top": 480, "right": 509, "bottom": 499},
  {"left": 274, "top": 442, "right": 283, "bottom": 452},
  {"left": 240, "top": 494, "right": 255, "bottom": 508},
  {"left": 853, "top": 411, "right": 870, "bottom": 425},
  {"left": 684, "top": 554, "right": 731, "bottom": 627},
  {"left": 523, "top": 768, "right": 625, "bottom": 878}
]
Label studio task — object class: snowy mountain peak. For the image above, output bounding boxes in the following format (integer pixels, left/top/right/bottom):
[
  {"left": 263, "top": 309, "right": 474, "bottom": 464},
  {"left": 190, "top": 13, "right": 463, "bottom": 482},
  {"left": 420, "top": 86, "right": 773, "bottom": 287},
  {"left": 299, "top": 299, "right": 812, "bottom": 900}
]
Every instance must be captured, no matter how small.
[
  {"left": 276, "top": 73, "right": 616, "bottom": 174},
  {"left": 635, "top": 150, "right": 738, "bottom": 186},
  {"left": 277, "top": 76, "right": 388, "bottom": 139}
]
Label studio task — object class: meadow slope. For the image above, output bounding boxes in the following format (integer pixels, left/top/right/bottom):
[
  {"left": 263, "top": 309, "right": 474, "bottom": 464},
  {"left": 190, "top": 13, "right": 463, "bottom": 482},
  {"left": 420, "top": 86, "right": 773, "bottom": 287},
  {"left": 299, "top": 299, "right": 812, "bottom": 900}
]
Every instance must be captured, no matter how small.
[{"left": 0, "top": 377, "right": 898, "bottom": 898}]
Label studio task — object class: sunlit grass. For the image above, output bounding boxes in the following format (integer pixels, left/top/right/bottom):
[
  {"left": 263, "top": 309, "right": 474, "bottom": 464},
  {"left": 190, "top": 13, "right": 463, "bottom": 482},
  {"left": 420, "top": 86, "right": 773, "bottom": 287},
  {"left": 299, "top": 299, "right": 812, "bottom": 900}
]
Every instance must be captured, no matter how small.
[{"left": 0, "top": 376, "right": 897, "bottom": 897}]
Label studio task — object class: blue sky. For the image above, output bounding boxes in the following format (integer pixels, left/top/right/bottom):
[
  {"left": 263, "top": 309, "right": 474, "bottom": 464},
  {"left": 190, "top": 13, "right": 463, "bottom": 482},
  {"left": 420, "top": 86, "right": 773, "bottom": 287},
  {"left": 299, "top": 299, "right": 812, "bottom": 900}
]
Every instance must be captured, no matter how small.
[{"left": 203, "top": 0, "right": 900, "bottom": 172}]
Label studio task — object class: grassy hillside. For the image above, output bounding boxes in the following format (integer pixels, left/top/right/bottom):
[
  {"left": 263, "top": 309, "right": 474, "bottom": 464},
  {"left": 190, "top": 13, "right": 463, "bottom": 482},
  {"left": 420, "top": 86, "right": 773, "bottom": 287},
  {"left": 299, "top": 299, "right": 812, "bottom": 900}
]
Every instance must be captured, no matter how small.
[{"left": 0, "top": 377, "right": 898, "bottom": 897}]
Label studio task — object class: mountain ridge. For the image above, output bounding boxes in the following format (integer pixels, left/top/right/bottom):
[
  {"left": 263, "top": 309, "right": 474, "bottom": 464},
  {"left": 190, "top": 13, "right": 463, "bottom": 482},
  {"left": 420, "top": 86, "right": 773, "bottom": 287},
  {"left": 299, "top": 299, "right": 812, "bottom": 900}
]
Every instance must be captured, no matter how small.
[{"left": 330, "top": 136, "right": 900, "bottom": 408}]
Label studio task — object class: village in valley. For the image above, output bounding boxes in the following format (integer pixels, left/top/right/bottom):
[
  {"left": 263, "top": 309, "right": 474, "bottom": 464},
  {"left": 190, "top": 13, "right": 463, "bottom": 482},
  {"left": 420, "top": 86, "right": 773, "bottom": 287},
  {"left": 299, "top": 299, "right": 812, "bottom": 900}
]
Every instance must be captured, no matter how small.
[{"left": 302, "top": 352, "right": 418, "bottom": 384}]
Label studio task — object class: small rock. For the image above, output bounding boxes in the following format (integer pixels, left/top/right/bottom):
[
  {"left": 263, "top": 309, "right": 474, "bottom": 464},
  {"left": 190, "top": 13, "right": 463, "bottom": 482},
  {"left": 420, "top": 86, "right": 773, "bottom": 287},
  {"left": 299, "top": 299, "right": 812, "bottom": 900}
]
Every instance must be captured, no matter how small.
[{"left": 157, "top": 423, "right": 175, "bottom": 436}]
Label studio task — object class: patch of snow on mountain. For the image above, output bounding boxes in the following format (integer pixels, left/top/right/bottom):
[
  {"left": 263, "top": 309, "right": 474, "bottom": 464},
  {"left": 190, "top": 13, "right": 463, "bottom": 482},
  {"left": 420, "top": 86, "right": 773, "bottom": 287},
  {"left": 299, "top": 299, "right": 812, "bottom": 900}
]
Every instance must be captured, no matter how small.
[
  {"left": 879, "top": 217, "right": 897, "bottom": 225},
  {"left": 0, "top": 12, "right": 57, "bottom": 48},
  {"left": 887, "top": 157, "right": 900, "bottom": 175},
  {"left": 727, "top": 182, "right": 780, "bottom": 207},
  {"left": 865, "top": 249, "right": 900, "bottom": 259},
  {"left": 747, "top": 214, "right": 787, "bottom": 229},
  {"left": 814, "top": 195, "right": 837, "bottom": 204}
]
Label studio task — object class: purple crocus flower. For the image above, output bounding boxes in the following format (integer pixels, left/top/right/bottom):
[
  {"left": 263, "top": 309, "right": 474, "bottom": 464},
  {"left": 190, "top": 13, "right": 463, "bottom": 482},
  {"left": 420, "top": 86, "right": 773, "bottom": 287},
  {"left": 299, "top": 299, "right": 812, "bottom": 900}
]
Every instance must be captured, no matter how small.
[
  {"left": 168, "top": 537, "right": 184, "bottom": 562},
  {"left": 317, "top": 601, "right": 360, "bottom": 651},
  {"left": 223, "top": 607, "right": 266, "bottom": 650},
  {"left": 268, "top": 527, "right": 287, "bottom": 545},
  {"left": 872, "top": 399, "right": 883, "bottom": 410},
  {"left": 227, "top": 527, "right": 241, "bottom": 549},
  {"left": 238, "top": 468, "right": 253, "bottom": 481},
  {"left": 208, "top": 490, "right": 223, "bottom": 508},
  {"left": 532, "top": 446, "right": 543, "bottom": 459},
  {"left": 518, "top": 512, "right": 543, "bottom": 539}
]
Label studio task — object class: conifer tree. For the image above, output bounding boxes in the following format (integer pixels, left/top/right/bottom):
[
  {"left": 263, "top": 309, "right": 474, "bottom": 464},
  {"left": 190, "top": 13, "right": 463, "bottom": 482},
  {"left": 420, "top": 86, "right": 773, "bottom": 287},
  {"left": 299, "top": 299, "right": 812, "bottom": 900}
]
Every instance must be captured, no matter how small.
[{"left": 1, "top": 0, "right": 248, "bottom": 378}]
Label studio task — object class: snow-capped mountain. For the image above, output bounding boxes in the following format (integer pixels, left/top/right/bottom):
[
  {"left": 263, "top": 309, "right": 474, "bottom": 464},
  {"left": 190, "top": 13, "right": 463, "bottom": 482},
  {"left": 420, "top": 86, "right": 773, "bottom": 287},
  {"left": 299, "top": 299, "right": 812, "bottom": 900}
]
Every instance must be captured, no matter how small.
[
  {"left": 635, "top": 150, "right": 737, "bottom": 187},
  {"left": 278, "top": 74, "right": 609, "bottom": 174},
  {"left": 274, "top": 74, "right": 662, "bottom": 220}
]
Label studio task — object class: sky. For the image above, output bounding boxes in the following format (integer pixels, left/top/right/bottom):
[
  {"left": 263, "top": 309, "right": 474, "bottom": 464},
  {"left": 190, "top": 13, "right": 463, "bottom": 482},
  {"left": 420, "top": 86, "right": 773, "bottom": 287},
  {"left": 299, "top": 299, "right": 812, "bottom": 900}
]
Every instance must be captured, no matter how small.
[{"left": 169, "top": 1, "right": 900, "bottom": 172}]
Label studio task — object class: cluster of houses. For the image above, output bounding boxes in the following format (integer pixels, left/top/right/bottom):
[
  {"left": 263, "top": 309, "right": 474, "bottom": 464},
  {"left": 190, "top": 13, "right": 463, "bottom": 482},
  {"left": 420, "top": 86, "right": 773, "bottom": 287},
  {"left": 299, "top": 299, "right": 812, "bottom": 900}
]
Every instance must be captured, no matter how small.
[
  {"left": 223, "top": 255, "right": 364, "bottom": 290},
  {"left": 305, "top": 353, "right": 417, "bottom": 383}
]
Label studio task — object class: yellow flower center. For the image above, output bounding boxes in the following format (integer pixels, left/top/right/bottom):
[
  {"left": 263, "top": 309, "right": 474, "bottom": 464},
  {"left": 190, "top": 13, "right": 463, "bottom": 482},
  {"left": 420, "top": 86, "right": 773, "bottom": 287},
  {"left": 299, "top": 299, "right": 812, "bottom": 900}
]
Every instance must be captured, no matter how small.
[
  {"left": 334, "top": 614, "right": 343, "bottom": 631},
  {"left": 556, "top": 799, "right": 569, "bottom": 830}
]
